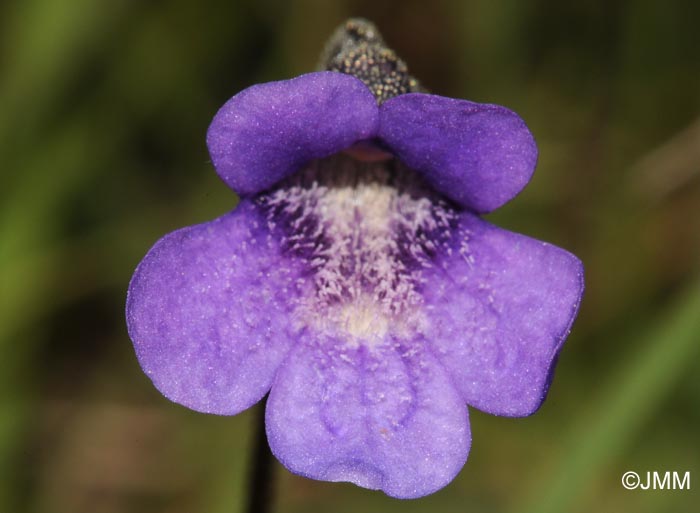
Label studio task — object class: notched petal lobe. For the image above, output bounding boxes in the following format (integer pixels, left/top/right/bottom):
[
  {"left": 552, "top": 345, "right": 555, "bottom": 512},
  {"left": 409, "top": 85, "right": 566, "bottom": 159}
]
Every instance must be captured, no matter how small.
[
  {"left": 422, "top": 213, "right": 584, "bottom": 416},
  {"left": 266, "top": 337, "right": 470, "bottom": 499},
  {"left": 126, "top": 201, "right": 308, "bottom": 415}
]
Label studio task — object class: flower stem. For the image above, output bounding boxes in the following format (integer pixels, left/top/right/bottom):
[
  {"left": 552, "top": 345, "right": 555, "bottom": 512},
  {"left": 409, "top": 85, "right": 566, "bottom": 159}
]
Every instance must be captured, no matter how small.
[{"left": 246, "top": 395, "right": 275, "bottom": 513}]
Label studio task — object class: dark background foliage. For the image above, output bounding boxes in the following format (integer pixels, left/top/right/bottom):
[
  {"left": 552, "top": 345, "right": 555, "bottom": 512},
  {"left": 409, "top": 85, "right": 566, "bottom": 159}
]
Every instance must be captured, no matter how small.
[{"left": 1, "top": 0, "right": 698, "bottom": 512}]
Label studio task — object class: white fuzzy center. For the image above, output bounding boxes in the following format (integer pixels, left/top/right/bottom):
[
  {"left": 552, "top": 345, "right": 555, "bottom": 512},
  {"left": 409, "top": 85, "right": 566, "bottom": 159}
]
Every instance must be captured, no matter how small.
[{"left": 259, "top": 155, "right": 456, "bottom": 347}]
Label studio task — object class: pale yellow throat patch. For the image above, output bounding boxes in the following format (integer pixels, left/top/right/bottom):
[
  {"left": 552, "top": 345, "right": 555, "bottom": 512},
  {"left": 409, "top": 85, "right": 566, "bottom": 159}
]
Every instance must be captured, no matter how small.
[{"left": 317, "top": 294, "right": 391, "bottom": 347}]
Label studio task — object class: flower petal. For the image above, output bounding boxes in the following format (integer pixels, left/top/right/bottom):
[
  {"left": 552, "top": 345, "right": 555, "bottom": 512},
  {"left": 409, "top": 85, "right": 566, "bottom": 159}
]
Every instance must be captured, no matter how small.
[
  {"left": 207, "top": 71, "right": 379, "bottom": 196},
  {"left": 126, "top": 201, "right": 308, "bottom": 415},
  {"left": 422, "top": 213, "right": 584, "bottom": 416},
  {"left": 378, "top": 93, "right": 538, "bottom": 213},
  {"left": 266, "top": 337, "right": 470, "bottom": 499}
]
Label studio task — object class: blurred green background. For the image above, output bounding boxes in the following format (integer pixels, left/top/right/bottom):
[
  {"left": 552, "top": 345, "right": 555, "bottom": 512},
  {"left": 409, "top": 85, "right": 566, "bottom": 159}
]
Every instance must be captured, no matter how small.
[{"left": 1, "top": 0, "right": 699, "bottom": 512}]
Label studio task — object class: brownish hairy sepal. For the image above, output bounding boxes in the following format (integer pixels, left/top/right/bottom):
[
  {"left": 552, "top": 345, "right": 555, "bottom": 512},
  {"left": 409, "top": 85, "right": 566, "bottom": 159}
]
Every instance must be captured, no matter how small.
[{"left": 320, "top": 18, "right": 423, "bottom": 104}]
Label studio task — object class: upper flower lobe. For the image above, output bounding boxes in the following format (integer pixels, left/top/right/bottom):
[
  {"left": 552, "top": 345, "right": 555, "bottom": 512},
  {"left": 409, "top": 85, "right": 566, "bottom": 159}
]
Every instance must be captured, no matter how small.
[
  {"left": 206, "top": 72, "right": 379, "bottom": 196},
  {"left": 127, "top": 71, "right": 584, "bottom": 498}
]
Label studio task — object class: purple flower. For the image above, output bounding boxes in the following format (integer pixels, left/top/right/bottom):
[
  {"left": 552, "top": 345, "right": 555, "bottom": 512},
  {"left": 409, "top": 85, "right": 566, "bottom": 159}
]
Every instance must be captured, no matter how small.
[{"left": 126, "top": 22, "right": 583, "bottom": 499}]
